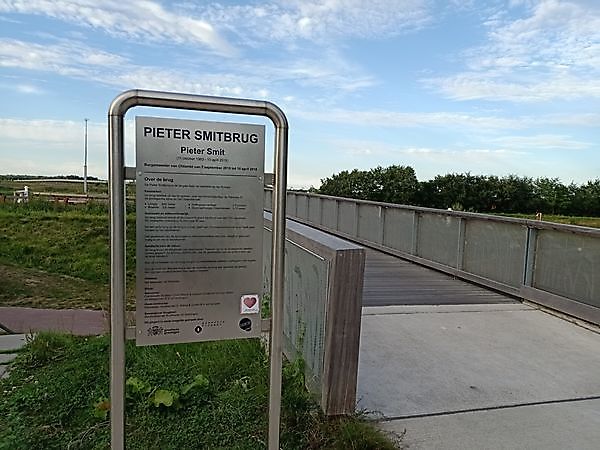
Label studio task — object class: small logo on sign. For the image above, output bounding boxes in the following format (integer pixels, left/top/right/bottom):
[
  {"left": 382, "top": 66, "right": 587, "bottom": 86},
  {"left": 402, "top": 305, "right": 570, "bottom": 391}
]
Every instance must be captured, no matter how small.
[
  {"left": 239, "top": 318, "right": 252, "bottom": 332},
  {"left": 147, "top": 326, "right": 164, "bottom": 336},
  {"left": 241, "top": 294, "right": 260, "bottom": 314}
]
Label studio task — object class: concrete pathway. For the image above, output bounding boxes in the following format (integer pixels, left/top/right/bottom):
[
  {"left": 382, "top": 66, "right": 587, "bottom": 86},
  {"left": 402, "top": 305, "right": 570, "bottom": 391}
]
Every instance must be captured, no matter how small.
[
  {"left": 0, "top": 334, "right": 27, "bottom": 379},
  {"left": 380, "top": 398, "right": 600, "bottom": 450},
  {"left": 358, "top": 304, "right": 600, "bottom": 449},
  {"left": 0, "top": 307, "right": 108, "bottom": 336},
  {"left": 0, "top": 307, "right": 112, "bottom": 379}
]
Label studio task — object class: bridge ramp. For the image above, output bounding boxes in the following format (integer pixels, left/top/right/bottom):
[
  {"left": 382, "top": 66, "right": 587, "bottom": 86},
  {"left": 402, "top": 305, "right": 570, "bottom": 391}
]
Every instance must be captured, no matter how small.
[
  {"left": 363, "top": 249, "right": 514, "bottom": 306},
  {"left": 357, "top": 248, "right": 600, "bottom": 449}
]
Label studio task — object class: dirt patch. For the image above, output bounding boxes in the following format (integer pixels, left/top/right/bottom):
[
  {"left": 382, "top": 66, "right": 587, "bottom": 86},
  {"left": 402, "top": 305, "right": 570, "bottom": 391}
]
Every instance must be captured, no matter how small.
[{"left": 0, "top": 263, "right": 109, "bottom": 310}]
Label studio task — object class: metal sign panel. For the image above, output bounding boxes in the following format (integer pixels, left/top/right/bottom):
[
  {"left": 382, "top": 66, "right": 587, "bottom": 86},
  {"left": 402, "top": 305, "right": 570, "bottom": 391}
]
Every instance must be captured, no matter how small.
[{"left": 135, "top": 116, "right": 265, "bottom": 345}]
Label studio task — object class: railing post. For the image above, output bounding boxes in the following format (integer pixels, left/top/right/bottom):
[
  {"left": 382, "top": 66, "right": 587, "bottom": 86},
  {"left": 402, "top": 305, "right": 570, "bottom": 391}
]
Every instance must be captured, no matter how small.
[
  {"left": 318, "top": 196, "right": 323, "bottom": 226},
  {"left": 379, "top": 206, "right": 386, "bottom": 245},
  {"left": 411, "top": 211, "right": 420, "bottom": 255},
  {"left": 457, "top": 217, "right": 466, "bottom": 270},
  {"left": 524, "top": 227, "right": 538, "bottom": 286},
  {"left": 354, "top": 203, "right": 360, "bottom": 238}
]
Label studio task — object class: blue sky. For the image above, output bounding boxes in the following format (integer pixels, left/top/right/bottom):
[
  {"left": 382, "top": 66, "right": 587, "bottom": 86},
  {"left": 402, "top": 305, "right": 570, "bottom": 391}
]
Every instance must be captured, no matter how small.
[{"left": 0, "top": 0, "right": 599, "bottom": 188}]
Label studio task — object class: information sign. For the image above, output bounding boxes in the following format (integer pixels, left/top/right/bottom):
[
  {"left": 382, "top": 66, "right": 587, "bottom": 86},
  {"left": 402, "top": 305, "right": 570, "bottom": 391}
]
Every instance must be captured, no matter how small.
[{"left": 135, "top": 116, "right": 265, "bottom": 345}]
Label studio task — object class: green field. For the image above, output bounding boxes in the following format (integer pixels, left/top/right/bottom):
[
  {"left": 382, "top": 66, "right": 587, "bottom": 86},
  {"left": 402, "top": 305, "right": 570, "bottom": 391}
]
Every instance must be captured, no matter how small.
[
  {"left": 0, "top": 177, "right": 135, "bottom": 198},
  {"left": 0, "top": 200, "right": 134, "bottom": 310},
  {"left": 0, "top": 179, "right": 107, "bottom": 197},
  {"left": 497, "top": 212, "right": 600, "bottom": 228}
]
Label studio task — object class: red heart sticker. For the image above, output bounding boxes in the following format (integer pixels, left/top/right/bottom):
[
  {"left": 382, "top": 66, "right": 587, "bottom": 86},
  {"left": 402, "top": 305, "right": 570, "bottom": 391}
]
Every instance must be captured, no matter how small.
[{"left": 243, "top": 296, "right": 257, "bottom": 308}]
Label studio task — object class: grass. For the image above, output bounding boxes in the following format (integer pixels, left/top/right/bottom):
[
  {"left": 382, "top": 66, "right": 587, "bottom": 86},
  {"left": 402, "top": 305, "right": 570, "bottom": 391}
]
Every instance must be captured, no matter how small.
[
  {"left": 0, "top": 264, "right": 107, "bottom": 310},
  {"left": 0, "top": 200, "right": 136, "bottom": 310},
  {"left": 0, "top": 201, "right": 125, "bottom": 282},
  {"left": 0, "top": 332, "right": 400, "bottom": 450},
  {"left": 0, "top": 180, "right": 107, "bottom": 196},
  {"left": 495, "top": 212, "right": 600, "bottom": 228},
  {"left": 0, "top": 178, "right": 135, "bottom": 198}
]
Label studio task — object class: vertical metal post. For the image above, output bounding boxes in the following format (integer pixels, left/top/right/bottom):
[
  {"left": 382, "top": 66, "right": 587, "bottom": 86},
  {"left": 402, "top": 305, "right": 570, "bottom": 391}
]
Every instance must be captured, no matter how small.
[
  {"left": 84, "top": 118, "right": 89, "bottom": 195},
  {"left": 109, "top": 114, "right": 126, "bottom": 450},
  {"left": 457, "top": 217, "right": 466, "bottom": 270},
  {"left": 292, "top": 192, "right": 297, "bottom": 216},
  {"left": 379, "top": 206, "right": 385, "bottom": 245},
  {"left": 524, "top": 227, "right": 538, "bottom": 286},
  {"left": 268, "top": 123, "right": 288, "bottom": 450},
  {"left": 411, "top": 211, "right": 420, "bottom": 255},
  {"left": 318, "top": 196, "right": 323, "bottom": 226}
]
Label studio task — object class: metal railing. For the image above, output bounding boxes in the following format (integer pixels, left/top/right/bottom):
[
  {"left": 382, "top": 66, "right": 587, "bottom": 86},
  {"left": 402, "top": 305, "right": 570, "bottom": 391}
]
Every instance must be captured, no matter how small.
[{"left": 265, "top": 189, "right": 600, "bottom": 325}]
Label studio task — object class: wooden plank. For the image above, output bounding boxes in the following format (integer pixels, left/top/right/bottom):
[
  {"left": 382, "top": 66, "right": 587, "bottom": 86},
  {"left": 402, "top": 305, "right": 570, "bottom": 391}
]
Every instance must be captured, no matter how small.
[
  {"left": 362, "top": 249, "right": 516, "bottom": 307},
  {"left": 321, "top": 248, "right": 365, "bottom": 416}
]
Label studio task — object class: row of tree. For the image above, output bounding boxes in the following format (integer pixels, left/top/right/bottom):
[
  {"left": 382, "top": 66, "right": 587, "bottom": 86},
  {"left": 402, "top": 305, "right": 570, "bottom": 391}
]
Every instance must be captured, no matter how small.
[{"left": 317, "top": 165, "right": 600, "bottom": 216}]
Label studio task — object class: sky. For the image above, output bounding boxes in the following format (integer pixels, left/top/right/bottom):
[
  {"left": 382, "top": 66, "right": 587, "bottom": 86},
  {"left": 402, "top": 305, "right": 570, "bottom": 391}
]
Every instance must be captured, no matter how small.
[{"left": 0, "top": 0, "right": 599, "bottom": 188}]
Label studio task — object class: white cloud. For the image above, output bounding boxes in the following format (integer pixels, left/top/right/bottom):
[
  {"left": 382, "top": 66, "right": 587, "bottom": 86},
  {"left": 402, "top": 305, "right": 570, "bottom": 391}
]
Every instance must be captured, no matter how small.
[
  {"left": 0, "top": 118, "right": 88, "bottom": 142},
  {"left": 321, "top": 137, "right": 534, "bottom": 181},
  {"left": 0, "top": 118, "right": 138, "bottom": 178},
  {"left": 0, "top": 38, "right": 126, "bottom": 76},
  {"left": 0, "top": 13, "right": 20, "bottom": 23},
  {"left": 538, "top": 113, "right": 600, "bottom": 127},
  {"left": 289, "top": 106, "right": 600, "bottom": 130},
  {"left": 0, "top": 118, "right": 106, "bottom": 177},
  {"left": 243, "top": 54, "right": 376, "bottom": 92},
  {"left": 332, "top": 137, "right": 525, "bottom": 159},
  {"left": 291, "top": 107, "right": 524, "bottom": 129},
  {"left": 0, "top": 37, "right": 375, "bottom": 99},
  {"left": 15, "top": 83, "right": 43, "bottom": 94},
  {"left": 0, "top": 157, "right": 88, "bottom": 177},
  {"left": 114, "top": 68, "right": 248, "bottom": 98},
  {"left": 0, "top": 38, "right": 258, "bottom": 97},
  {"left": 0, "top": 0, "right": 234, "bottom": 55},
  {"left": 203, "top": 0, "right": 432, "bottom": 43},
  {"left": 489, "top": 134, "right": 590, "bottom": 150},
  {"left": 426, "top": 74, "right": 600, "bottom": 102},
  {"left": 426, "top": 0, "right": 600, "bottom": 102}
]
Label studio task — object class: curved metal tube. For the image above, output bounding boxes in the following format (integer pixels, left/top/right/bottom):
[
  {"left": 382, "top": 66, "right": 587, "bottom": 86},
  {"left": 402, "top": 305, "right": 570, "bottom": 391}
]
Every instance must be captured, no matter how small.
[
  {"left": 109, "top": 89, "right": 288, "bottom": 128},
  {"left": 109, "top": 89, "right": 288, "bottom": 450}
]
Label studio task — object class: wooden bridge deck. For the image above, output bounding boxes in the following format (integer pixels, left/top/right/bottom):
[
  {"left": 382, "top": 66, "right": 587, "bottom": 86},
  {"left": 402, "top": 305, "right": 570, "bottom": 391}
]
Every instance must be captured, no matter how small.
[{"left": 362, "top": 248, "right": 516, "bottom": 307}]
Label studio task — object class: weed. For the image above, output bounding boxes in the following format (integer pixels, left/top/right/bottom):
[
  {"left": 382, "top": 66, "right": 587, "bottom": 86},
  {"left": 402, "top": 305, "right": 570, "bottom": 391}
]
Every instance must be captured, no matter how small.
[{"left": 261, "top": 294, "right": 272, "bottom": 319}]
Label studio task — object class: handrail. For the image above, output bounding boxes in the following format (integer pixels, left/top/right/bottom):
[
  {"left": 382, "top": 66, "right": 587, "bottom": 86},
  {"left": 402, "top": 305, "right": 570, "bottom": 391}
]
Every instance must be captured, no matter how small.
[{"left": 274, "top": 188, "right": 600, "bottom": 237}]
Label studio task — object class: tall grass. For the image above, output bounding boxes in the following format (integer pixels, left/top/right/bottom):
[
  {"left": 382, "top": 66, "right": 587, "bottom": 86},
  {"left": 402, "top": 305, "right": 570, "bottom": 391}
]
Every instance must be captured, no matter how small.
[{"left": 0, "top": 201, "right": 135, "bottom": 283}]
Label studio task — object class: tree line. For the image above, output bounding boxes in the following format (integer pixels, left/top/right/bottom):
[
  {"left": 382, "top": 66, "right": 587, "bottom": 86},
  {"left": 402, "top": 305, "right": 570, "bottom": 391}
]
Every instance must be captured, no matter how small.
[{"left": 317, "top": 165, "right": 600, "bottom": 216}]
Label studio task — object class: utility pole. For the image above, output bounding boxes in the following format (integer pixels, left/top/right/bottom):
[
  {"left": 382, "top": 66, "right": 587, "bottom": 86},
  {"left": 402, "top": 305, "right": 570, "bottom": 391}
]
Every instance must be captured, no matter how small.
[{"left": 84, "top": 118, "right": 89, "bottom": 195}]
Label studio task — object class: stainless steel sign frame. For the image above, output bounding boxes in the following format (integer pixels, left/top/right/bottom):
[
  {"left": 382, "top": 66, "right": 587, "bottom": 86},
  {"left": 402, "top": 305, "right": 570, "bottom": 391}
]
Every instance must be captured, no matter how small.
[{"left": 108, "top": 90, "right": 288, "bottom": 450}]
